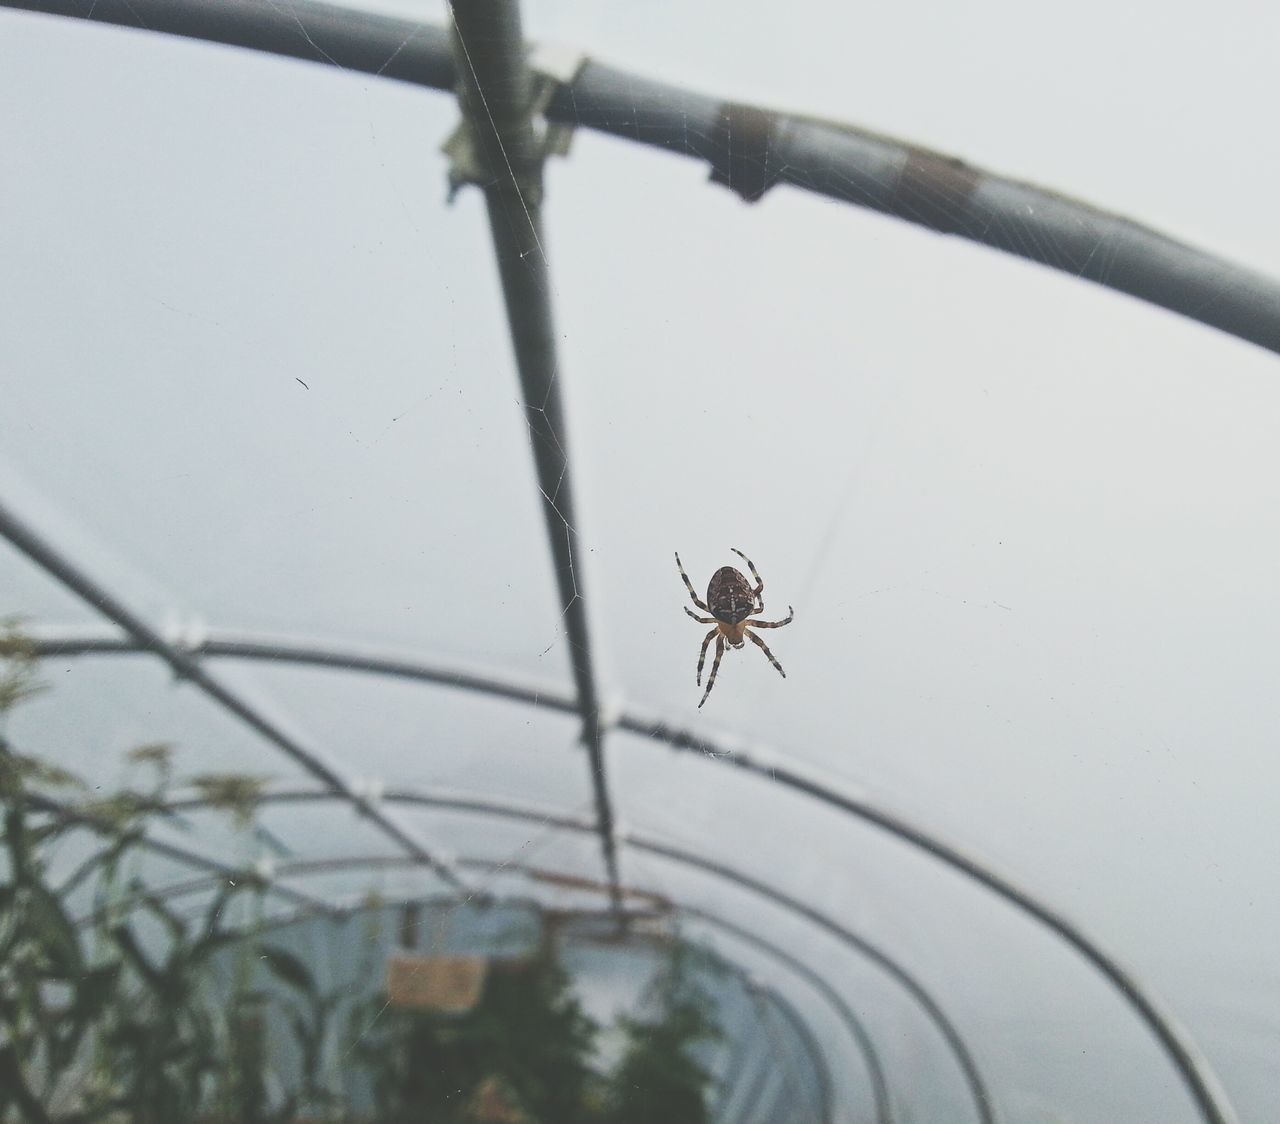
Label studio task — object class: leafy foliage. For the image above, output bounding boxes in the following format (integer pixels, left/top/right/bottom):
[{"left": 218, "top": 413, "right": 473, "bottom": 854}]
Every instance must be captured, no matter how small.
[
  {"left": 608, "top": 946, "right": 721, "bottom": 1124},
  {"left": 0, "top": 639, "right": 267, "bottom": 1122},
  {"left": 0, "top": 636, "right": 726, "bottom": 1124},
  {"left": 350, "top": 948, "right": 604, "bottom": 1124},
  {"left": 0, "top": 620, "right": 45, "bottom": 715}
]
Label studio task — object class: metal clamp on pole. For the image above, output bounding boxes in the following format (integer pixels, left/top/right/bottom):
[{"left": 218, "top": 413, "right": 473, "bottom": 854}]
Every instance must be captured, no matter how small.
[{"left": 442, "top": 38, "right": 586, "bottom": 202}]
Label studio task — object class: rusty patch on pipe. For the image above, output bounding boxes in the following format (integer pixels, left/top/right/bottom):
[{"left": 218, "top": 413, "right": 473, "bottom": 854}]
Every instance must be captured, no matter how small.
[
  {"left": 891, "top": 148, "right": 982, "bottom": 233},
  {"left": 708, "top": 102, "right": 781, "bottom": 203}
]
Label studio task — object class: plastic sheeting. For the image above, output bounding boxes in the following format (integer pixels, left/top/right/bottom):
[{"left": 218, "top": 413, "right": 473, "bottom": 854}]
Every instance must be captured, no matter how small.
[{"left": 2, "top": 2, "right": 1279, "bottom": 1121}]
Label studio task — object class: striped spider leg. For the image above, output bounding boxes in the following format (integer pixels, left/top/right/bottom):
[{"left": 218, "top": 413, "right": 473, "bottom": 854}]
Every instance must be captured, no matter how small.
[{"left": 675, "top": 550, "right": 794, "bottom": 708}]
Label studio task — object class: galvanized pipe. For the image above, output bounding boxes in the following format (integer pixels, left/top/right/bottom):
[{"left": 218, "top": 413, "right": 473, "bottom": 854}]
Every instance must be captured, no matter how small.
[
  {"left": 26, "top": 627, "right": 1240, "bottom": 1124},
  {"left": 162, "top": 783, "right": 993, "bottom": 1123},
  {"left": 446, "top": 0, "right": 621, "bottom": 910},
  {"left": 25, "top": 630, "right": 579, "bottom": 714},
  {"left": 0, "top": 502, "right": 465, "bottom": 889},
  {"left": 6, "top": 0, "right": 1280, "bottom": 357},
  {"left": 619, "top": 708, "right": 1238, "bottom": 1124},
  {"left": 680, "top": 902, "right": 892, "bottom": 1124},
  {"left": 141, "top": 869, "right": 838, "bottom": 1124},
  {"left": 755, "top": 983, "right": 835, "bottom": 1124},
  {"left": 137, "top": 833, "right": 890, "bottom": 1124},
  {"left": 21, "top": 788, "right": 329, "bottom": 915},
  {"left": 625, "top": 833, "right": 995, "bottom": 1124},
  {"left": 0, "top": 0, "right": 454, "bottom": 84},
  {"left": 549, "top": 66, "right": 1280, "bottom": 360}
]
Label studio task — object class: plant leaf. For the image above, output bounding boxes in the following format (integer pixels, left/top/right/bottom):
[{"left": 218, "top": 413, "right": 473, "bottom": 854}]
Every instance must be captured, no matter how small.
[
  {"left": 260, "top": 944, "right": 316, "bottom": 996},
  {"left": 0, "top": 1042, "right": 53, "bottom": 1123},
  {"left": 111, "top": 923, "right": 164, "bottom": 994},
  {"left": 26, "top": 881, "right": 84, "bottom": 979}
]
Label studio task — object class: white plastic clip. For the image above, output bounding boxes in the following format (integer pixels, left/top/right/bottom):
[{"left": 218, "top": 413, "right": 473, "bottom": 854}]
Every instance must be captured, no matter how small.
[
  {"left": 167, "top": 613, "right": 208, "bottom": 655},
  {"left": 528, "top": 41, "right": 589, "bottom": 160},
  {"left": 353, "top": 776, "right": 385, "bottom": 806},
  {"left": 442, "top": 42, "right": 590, "bottom": 202},
  {"left": 596, "top": 692, "right": 625, "bottom": 734}
]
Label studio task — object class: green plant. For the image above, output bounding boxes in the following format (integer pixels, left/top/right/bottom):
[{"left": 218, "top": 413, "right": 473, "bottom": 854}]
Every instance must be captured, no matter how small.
[
  {"left": 0, "top": 744, "right": 120, "bottom": 1122},
  {"left": 0, "top": 636, "right": 266, "bottom": 1123},
  {"left": 0, "top": 630, "right": 121, "bottom": 1120},
  {"left": 258, "top": 943, "right": 346, "bottom": 1120},
  {"left": 100, "top": 883, "right": 249, "bottom": 1123},
  {"left": 352, "top": 946, "right": 604, "bottom": 1124},
  {"left": 0, "top": 621, "right": 45, "bottom": 716},
  {"left": 0, "top": 635, "right": 729, "bottom": 1124},
  {"left": 607, "top": 944, "right": 721, "bottom": 1124}
]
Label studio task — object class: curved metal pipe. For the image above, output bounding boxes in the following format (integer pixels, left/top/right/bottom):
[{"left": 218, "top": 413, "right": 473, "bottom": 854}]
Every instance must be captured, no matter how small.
[
  {"left": 80, "top": 825, "right": 888, "bottom": 1123},
  {"left": 82, "top": 860, "right": 829, "bottom": 1116},
  {"left": 131, "top": 850, "right": 884, "bottom": 1124},
  {"left": 24, "top": 632, "right": 579, "bottom": 714},
  {"left": 25, "top": 628, "right": 1233, "bottom": 1124},
  {"left": 0, "top": 510, "right": 465, "bottom": 890},
  {"left": 711, "top": 1028, "right": 755, "bottom": 1124},
  {"left": 5, "top": 0, "right": 1279, "bottom": 359},
  {"left": 0, "top": 0, "right": 1244, "bottom": 1114},
  {"left": 728, "top": 1015, "right": 779, "bottom": 1124},
  {"left": 678, "top": 902, "right": 891, "bottom": 1124},
  {"left": 448, "top": 0, "right": 621, "bottom": 911},
  {"left": 161, "top": 784, "right": 992, "bottom": 1123},
  {"left": 622, "top": 832, "right": 993, "bottom": 1124},
  {"left": 550, "top": 68, "right": 1280, "bottom": 358},
  {"left": 21, "top": 787, "right": 331, "bottom": 915},
  {"left": 569, "top": 919, "right": 834, "bottom": 1124},
  {"left": 758, "top": 986, "right": 835, "bottom": 1124},
  {"left": 0, "top": 0, "right": 456, "bottom": 86},
  {"left": 618, "top": 707, "right": 1238, "bottom": 1124}
]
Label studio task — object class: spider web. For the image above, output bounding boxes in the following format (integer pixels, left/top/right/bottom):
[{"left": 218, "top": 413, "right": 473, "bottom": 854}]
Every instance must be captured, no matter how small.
[{"left": 8, "top": 5, "right": 1276, "bottom": 1123}]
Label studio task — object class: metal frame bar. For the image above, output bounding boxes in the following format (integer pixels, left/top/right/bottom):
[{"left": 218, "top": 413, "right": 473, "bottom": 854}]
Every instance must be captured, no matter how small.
[
  {"left": 560, "top": 917, "right": 834, "bottom": 1124},
  {"left": 118, "top": 846, "right": 905, "bottom": 1124},
  {"left": 23, "top": 627, "right": 1236, "bottom": 1124},
  {"left": 618, "top": 709, "right": 1239, "bottom": 1124},
  {"left": 713, "top": 1027, "right": 757, "bottom": 1124},
  {"left": 751, "top": 982, "right": 834, "bottom": 1124},
  {"left": 5, "top": 0, "right": 1280, "bottom": 357},
  {"left": 160, "top": 784, "right": 992, "bottom": 1124},
  {"left": 0, "top": 501, "right": 466, "bottom": 890},
  {"left": 0, "top": 0, "right": 1248, "bottom": 1113},
  {"left": 281, "top": 866, "right": 889, "bottom": 1123},
  {"left": 728, "top": 1014, "right": 778, "bottom": 1124},
  {"left": 446, "top": 0, "right": 621, "bottom": 908},
  {"left": 679, "top": 902, "right": 891, "bottom": 1124},
  {"left": 0, "top": 0, "right": 456, "bottom": 84},
  {"left": 101, "top": 810, "right": 888, "bottom": 1121},
  {"left": 20, "top": 788, "right": 330, "bottom": 916},
  {"left": 624, "top": 833, "right": 993, "bottom": 1124},
  {"left": 136, "top": 870, "right": 840, "bottom": 1124},
  {"left": 26, "top": 631, "right": 578, "bottom": 712}
]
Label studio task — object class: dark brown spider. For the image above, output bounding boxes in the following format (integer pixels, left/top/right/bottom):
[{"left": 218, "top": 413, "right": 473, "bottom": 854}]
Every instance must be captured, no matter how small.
[{"left": 675, "top": 548, "right": 794, "bottom": 708}]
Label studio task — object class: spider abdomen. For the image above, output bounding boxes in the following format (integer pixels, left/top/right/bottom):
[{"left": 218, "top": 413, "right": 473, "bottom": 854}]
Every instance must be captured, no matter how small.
[{"left": 707, "top": 566, "right": 757, "bottom": 624}]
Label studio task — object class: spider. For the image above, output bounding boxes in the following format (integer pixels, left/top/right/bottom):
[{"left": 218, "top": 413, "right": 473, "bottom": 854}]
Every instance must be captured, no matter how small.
[{"left": 675, "top": 548, "right": 794, "bottom": 708}]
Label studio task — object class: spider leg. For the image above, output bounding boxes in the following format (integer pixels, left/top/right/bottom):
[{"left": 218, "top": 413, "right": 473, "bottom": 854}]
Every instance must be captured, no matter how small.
[
  {"left": 698, "top": 635, "right": 725, "bottom": 708},
  {"left": 747, "top": 605, "right": 794, "bottom": 629},
  {"left": 730, "top": 547, "right": 765, "bottom": 599},
  {"left": 695, "top": 627, "right": 717, "bottom": 685},
  {"left": 675, "top": 552, "right": 712, "bottom": 613},
  {"left": 685, "top": 607, "right": 717, "bottom": 624},
  {"left": 746, "top": 628, "right": 786, "bottom": 678}
]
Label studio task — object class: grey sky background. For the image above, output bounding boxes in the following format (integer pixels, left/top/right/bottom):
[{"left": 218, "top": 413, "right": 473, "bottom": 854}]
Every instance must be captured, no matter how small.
[{"left": 2, "top": 1, "right": 1279, "bottom": 1120}]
